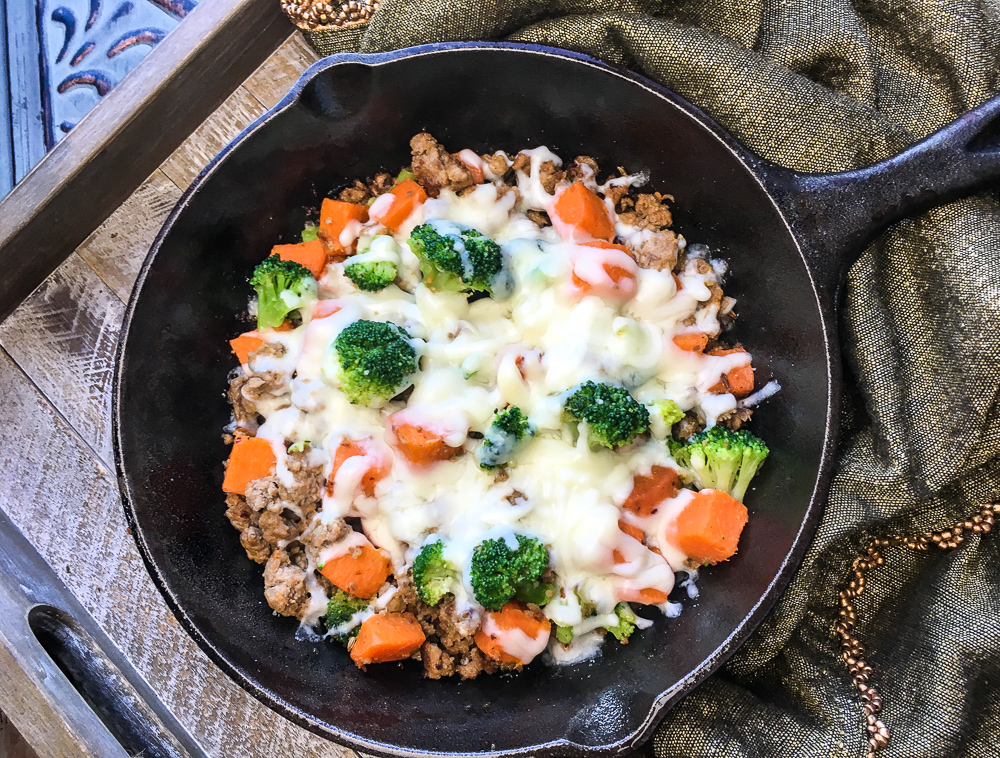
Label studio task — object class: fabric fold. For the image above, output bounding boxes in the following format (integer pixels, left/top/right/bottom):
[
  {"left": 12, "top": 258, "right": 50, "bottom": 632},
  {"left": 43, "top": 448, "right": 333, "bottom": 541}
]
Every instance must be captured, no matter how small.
[{"left": 294, "top": 2, "right": 1000, "bottom": 754}]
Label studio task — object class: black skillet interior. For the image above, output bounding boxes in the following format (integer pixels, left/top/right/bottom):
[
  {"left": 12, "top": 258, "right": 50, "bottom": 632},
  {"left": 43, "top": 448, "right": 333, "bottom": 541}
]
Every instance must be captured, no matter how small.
[{"left": 115, "top": 45, "right": 829, "bottom": 756}]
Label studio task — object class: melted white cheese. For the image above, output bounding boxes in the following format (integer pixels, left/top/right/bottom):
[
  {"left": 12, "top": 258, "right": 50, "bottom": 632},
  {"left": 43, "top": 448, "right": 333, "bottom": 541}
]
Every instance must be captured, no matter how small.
[
  {"left": 243, "top": 147, "right": 759, "bottom": 654},
  {"left": 481, "top": 613, "right": 549, "bottom": 665}
]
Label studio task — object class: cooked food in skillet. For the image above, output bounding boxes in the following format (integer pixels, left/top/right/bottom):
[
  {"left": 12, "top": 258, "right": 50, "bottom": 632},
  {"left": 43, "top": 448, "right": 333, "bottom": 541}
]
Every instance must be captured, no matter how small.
[{"left": 222, "top": 133, "right": 775, "bottom": 678}]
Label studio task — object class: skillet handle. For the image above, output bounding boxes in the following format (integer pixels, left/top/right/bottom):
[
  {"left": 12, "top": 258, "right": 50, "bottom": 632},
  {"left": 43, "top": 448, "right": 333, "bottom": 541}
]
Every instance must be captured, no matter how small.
[{"left": 758, "top": 93, "right": 1000, "bottom": 300}]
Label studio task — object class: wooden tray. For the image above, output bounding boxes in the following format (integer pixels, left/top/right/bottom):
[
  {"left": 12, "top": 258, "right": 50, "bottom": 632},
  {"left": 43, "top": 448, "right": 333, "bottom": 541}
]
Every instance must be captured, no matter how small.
[{"left": 0, "top": 11, "right": 367, "bottom": 755}]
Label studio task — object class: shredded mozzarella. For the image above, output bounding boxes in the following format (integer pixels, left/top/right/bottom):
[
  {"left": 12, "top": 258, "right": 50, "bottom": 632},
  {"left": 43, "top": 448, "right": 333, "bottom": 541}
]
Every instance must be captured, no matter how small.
[{"left": 241, "top": 146, "right": 776, "bottom": 656}]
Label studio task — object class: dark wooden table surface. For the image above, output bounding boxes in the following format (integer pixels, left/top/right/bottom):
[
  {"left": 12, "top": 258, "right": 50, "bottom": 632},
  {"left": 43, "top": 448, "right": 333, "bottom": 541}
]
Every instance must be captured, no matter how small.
[{"left": 0, "top": 29, "right": 363, "bottom": 758}]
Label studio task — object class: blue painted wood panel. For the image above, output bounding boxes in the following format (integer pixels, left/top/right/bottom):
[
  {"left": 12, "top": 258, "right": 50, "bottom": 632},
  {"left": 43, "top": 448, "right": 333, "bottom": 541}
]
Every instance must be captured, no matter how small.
[
  {"left": 5, "top": 0, "right": 48, "bottom": 186},
  {"left": 0, "top": 0, "right": 16, "bottom": 196},
  {"left": 2, "top": 0, "right": 199, "bottom": 195}
]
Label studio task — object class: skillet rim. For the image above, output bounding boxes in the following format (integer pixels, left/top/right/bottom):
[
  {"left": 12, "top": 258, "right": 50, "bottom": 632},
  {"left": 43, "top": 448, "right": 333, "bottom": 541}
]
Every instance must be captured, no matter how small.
[{"left": 112, "top": 40, "right": 838, "bottom": 757}]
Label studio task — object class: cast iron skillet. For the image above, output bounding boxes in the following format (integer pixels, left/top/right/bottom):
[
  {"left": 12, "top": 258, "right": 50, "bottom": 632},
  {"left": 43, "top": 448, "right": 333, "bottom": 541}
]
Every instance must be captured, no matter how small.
[{"left": 113, "top": 43, "right": 1000, "bottom": 757}]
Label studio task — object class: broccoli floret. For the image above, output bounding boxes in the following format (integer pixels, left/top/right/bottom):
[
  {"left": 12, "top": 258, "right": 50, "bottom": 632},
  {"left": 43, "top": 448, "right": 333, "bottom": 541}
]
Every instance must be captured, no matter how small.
[
  {"left": 406, "top": 224, "right": 463, "bottom": 292},
  {"left": 514, "top": 579, "right": 555, "bottom": 606},
  {"left": 324, "top": 589, "right": 369, "bottom": 645},
  {"left": 395, "top": 167, "right": 416, "bottom": 184},
  {"left": 346, "top": 235, "right": 401, "bottom": 292},
  {"left": 604, "top": 602, "right": 637, "bottom": 643},
  {"left": 344, "top": 259, "right": 398, "bottom": 291},
  {"left": 329, "top": 320, "right": 418, "bottom": 406},
  {"left": 250, "top": 257, "right": 317, "bottom": 330},
  {"left": 477, "top": 406, "right": 534, "bottom": 470},
  {"left": 654, "top": 399, "right": 685, "bottom": 427},
  {"left": 301, "top": 223, "right": 319, "bottom": 242},
  {"left": 412, "top": 540, "right": 460, "bottom": 606},
  {"left": 670, "top": 425, "right": 769, "bottom": 502},
  {"left": 648, "top": 399, "right": 686, "bottom": 440},
  {"left": 492, "top": 406, "right": 532, "bottom": 440},
  {"left": 555, "top": 625, "right": 574, "bottom": 645},
  {"left": 407, "top": 223, "right": 505, "bottom": 295},
  {"left": 563, "top": 381, "right": 650, "bottom": 449},
  {"left": 470, "top": 534, "right": 550, "bottom": 611},
  {"left": 461, "top": 231, "right": 505, "bottom": 292}
]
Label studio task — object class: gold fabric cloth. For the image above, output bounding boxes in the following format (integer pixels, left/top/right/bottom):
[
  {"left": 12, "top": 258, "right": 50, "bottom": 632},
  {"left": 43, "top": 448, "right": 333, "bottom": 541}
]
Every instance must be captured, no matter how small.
[{"left": 303, "top": 2, "right": 1000, "bottom": 755}]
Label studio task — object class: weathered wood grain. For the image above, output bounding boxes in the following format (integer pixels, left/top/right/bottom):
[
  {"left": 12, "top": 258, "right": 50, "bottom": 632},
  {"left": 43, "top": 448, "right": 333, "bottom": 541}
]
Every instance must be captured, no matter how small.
[
  {"left": 0, "top": 635, "right": 121, "bottom": 758},
  {"left": 244, "top": 32, "right": 322, "bottom": 110},
  {"left": 160, "top": 87, "right": 268, "bottom": 190},
  {"left": 1, "top": 496, "right": 196, "bottom": 758},
  {"left": 0, "top": 255, "right": 123, "bottom": 469},
  {"left": 0, "top": 349, "right": 354, "bottom": 758},
  {"left": 3, "top": 0, "right": 47, "bottom": 187},
  {"left": 76, "top": 170, "right": 184, "bottom": 304},
  {"left": 0, "top": 712, "right": 42, "bottom": 758},
  {"left": 0, "top": 20, "right": 360, "bottom": 758}
]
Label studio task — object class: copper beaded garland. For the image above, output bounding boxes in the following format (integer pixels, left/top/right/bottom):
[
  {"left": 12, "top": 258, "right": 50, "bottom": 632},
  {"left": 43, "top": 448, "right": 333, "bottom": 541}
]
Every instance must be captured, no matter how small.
[
  {"left": 837, "top": 502, "right": 999, "bottom": 757},
  {"left": 281, "top": 0, "right": 379, "bottom": 30}
]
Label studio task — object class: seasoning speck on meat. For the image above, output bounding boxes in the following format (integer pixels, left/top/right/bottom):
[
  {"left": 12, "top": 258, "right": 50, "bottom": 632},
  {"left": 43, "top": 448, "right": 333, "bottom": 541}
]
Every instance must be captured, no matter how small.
[
  {"left": 537, "top": 161, "right": 564, "bottom": 194},
  {"left": 421, "top": 641, "right": 456, "bottom": 679},
  {"left": 226, "top": 492, "right": 273, "bottom": 563},
  {"left": 526, "top": 209, "right": 551, "bottom": 227},
  {"left": 339, "top": 179, "right": 371, "bottom": 204},
  {"left": 481, "top": 152, "right": 511, "bottom": 179},
  {"left": 228, "top": 375, "right": 259, "bottom": 432},
  {"left": 565, "top": 155, "right": 599, "bottom": 183},
  {"left": 240, "top": 371, "right": 287, "bottom": 404}
]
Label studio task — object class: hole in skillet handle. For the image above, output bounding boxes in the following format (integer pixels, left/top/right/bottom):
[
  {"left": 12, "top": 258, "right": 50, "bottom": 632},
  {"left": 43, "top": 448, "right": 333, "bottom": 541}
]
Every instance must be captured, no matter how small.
[{"left": 299, "top": 62, "right": 375, "bottom": 122}]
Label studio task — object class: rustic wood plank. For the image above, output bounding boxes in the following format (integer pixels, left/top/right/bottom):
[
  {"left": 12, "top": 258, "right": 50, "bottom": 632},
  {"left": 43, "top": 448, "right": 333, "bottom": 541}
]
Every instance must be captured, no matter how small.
[
  {"left": 4, "top": 0, "right": 47, "bottom": 185},
  {"left": 0, "top": 255, "right": 123, "bottom": 469},
  {"left": 76, "top": 171, "right": 184, "bottom": 304},
  {"left": 0, "top": 12, "right": 17, "bottom": 197},
  {"left": 0, "top": 350, "right": 354, "bottom": 758},
  {"left": 0, "top": 0, "right": 293, "bottom": 324},
  {"left": 243, "top": 32, "right": 322, "bottom": 110},
  {"left": 160, "top": 87, "right": 268, "bottom": 190},
  {"left": 0, "top": 713, "right": 41, "bottom": 758},
  {"left": 0, "top": 637, "right": 121, "bottom": 758},
  {"left": 0, "top": 505, "right": 194, "bottom": 758},
  {"left": 0, "top": 17, "right": 361, "bottom": 758}
]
